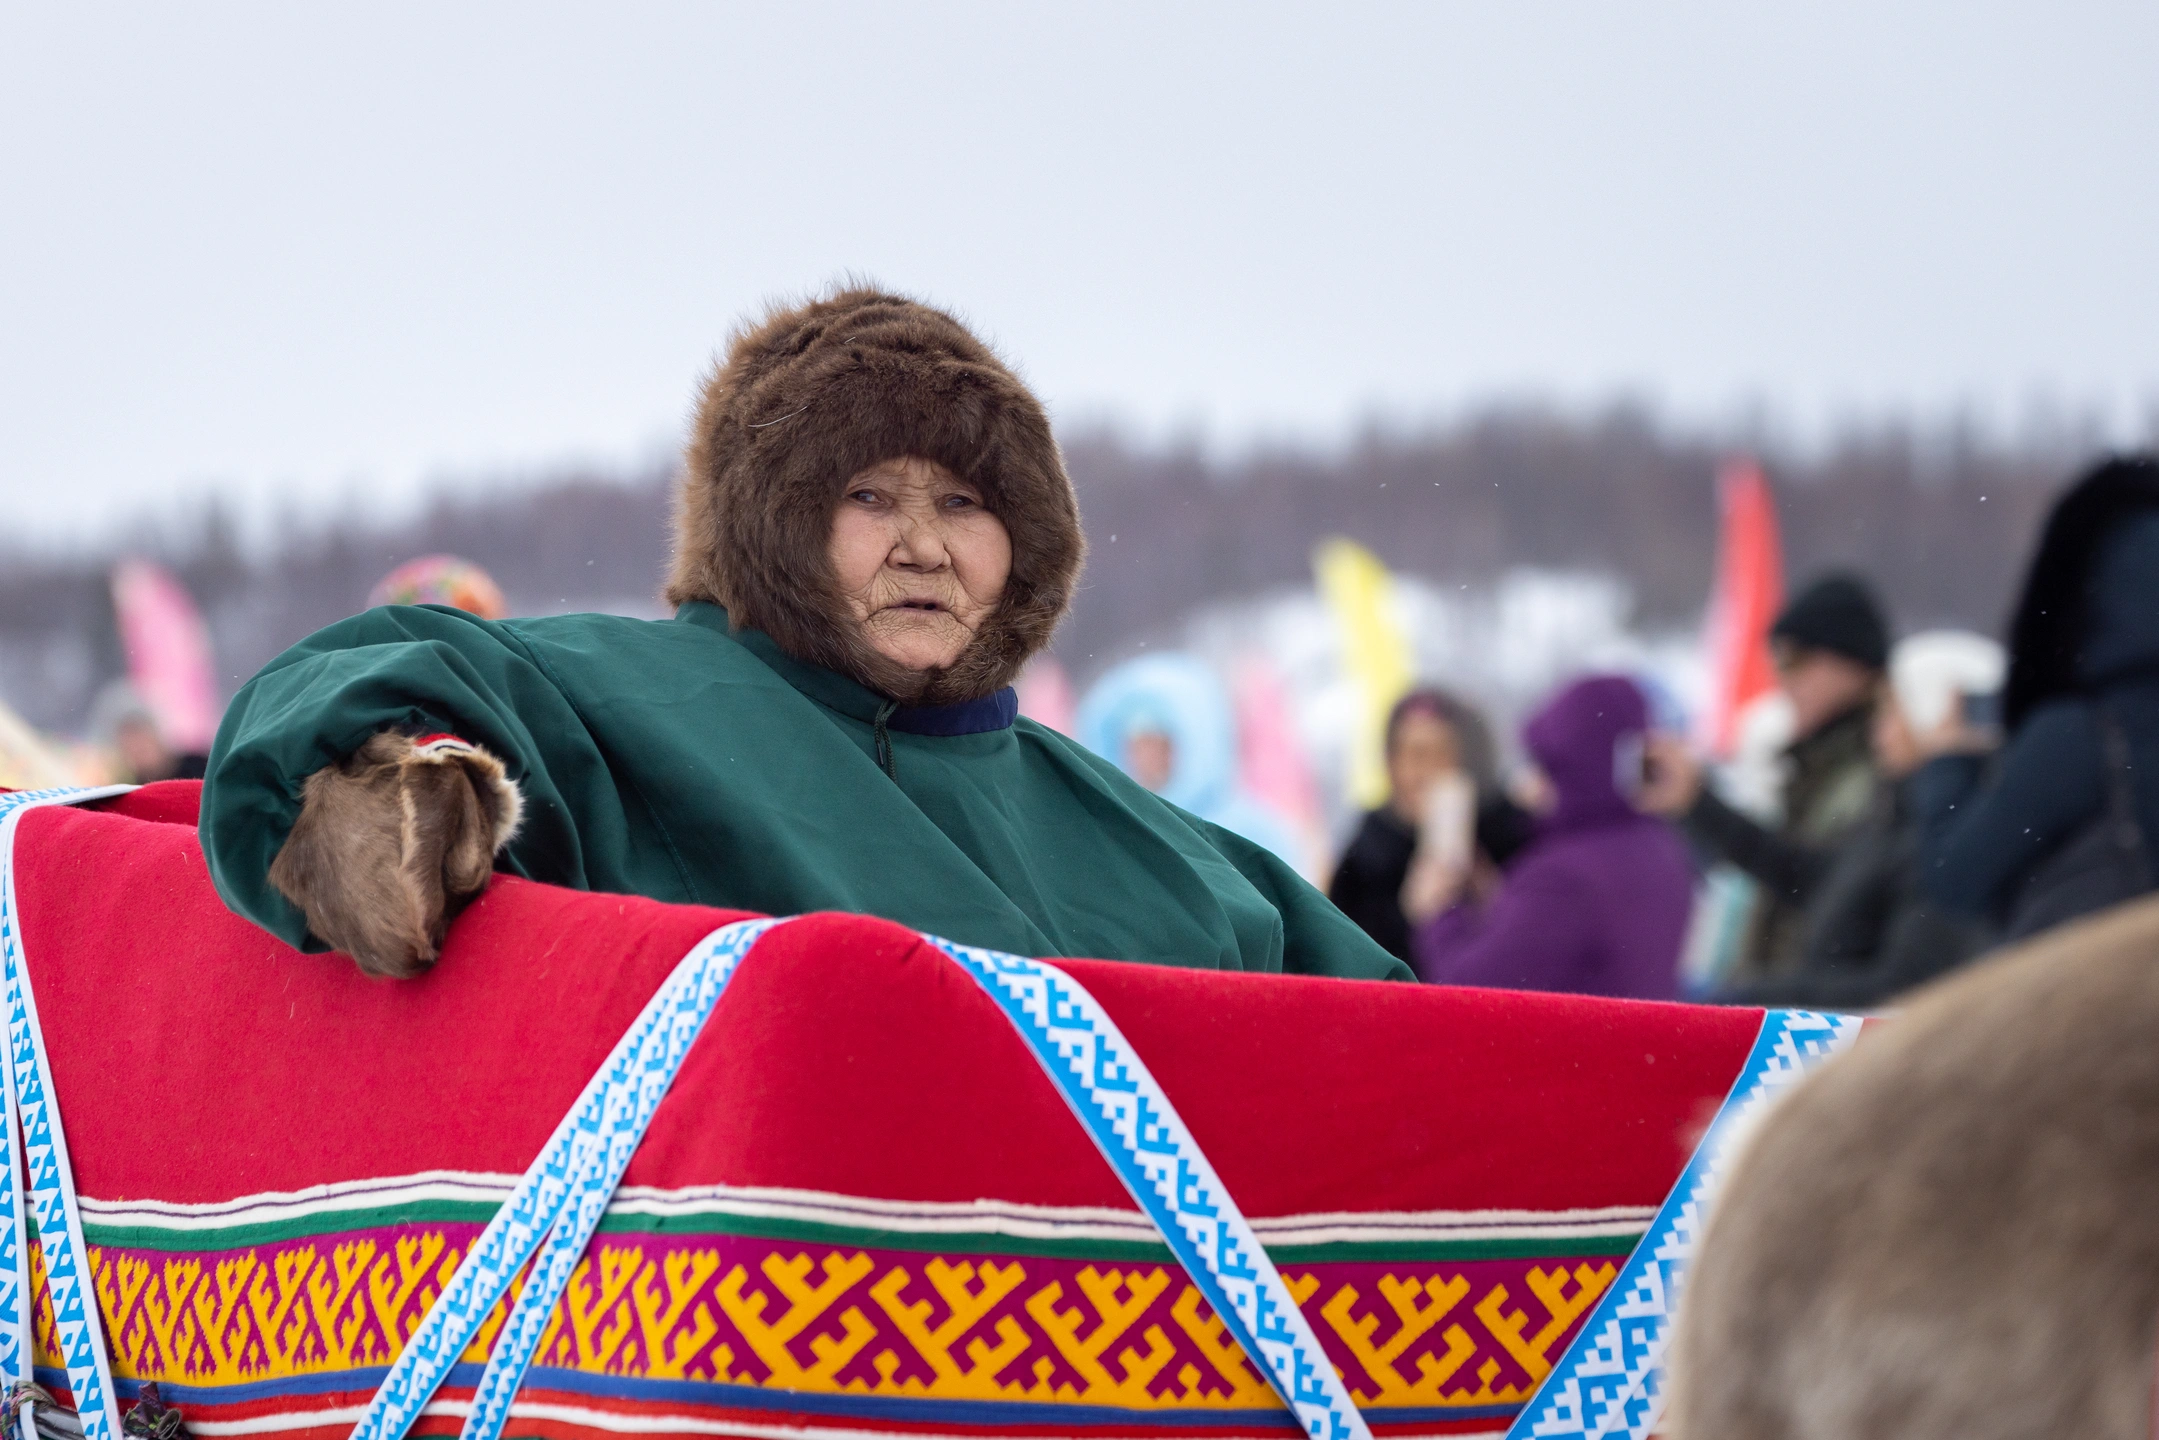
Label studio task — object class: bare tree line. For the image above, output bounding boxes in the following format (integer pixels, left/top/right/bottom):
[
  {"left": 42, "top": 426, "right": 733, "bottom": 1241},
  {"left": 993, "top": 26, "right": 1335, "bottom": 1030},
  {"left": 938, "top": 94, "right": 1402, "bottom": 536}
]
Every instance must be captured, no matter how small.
[{"left": 0, "top": 409, "right": 2096, "bottom": 734}]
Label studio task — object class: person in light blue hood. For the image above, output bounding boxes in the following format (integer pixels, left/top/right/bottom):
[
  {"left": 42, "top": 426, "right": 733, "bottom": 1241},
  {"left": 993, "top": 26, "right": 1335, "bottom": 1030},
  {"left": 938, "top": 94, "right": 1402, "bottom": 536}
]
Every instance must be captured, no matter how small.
[
  {"left": 1913, "top": 455, "right": 2159, "bottom": 937},
  {"left": 1075, "top": 653, "right": 1302, "bottom": 864}
]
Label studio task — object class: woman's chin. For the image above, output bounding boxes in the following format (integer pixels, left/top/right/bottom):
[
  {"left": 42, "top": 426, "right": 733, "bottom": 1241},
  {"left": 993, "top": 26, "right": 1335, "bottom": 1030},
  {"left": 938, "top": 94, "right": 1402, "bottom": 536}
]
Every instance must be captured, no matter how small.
[{"left": 868, "top": 636, "right": 967, "bottom": 676}]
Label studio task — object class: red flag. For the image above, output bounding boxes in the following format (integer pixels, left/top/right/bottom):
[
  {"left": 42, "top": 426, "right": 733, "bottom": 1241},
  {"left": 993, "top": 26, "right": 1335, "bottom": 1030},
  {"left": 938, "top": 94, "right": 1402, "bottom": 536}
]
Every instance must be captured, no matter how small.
[{"left": 1700, "top": 459, "right": 1784, "bottom": 758}]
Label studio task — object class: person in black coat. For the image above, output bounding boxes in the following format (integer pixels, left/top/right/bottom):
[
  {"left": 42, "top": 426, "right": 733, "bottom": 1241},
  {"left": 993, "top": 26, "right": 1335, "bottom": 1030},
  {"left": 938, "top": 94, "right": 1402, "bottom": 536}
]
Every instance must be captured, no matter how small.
[
  {"left": 1638, "top": 575, "right": 1892, "bottom": 983},
  {"left": 1713, "top": 693, "right": 1986, "bottom": 1011},
  {"left": 1328, "top": 689, "right": 1533, "bottom": 964},
  {"left": 1912, "top": 454, "right": 2159, "bottom": 939}
]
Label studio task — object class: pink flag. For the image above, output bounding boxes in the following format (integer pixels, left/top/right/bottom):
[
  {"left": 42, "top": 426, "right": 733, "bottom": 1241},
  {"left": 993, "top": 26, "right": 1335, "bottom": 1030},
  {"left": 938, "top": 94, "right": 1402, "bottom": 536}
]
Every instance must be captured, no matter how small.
[
  {"left": 1232, "top": 656, "right": 1324, "bottom": 856},
  {"left": 1015, "top": 656, "right": 1077, "bottom": 734},
  {"left": 111, "top": 559, "right": 220, "bottom": 753},
  {"left": 1700, "top": 459, "right": 1785, "bottom": 758}
]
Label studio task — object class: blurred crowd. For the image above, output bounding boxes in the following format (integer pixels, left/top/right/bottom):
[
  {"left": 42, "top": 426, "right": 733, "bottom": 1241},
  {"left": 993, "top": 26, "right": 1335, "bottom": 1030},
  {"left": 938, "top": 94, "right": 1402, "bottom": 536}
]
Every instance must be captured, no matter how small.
[
  {"left": 1081, "top": 453, "right": 2159, "bottom": 1012},
  {"left": 1312, "top": 455, "right": 2159, "bottom": 1010},
  {"left": 7, "top": 457, "right": 2156, "bottom": 1014}
]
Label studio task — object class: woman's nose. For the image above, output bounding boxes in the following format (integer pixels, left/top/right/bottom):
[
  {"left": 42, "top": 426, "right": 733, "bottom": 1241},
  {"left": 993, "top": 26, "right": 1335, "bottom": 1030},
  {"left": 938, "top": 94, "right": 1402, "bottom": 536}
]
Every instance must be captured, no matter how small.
[{"left": 889, "top": 511, "right": 949, "bottom": 568}]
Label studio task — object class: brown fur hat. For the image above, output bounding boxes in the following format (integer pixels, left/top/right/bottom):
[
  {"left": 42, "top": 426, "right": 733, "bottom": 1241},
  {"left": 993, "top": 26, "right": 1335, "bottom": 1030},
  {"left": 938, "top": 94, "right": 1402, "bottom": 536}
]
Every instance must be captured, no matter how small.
[{"left": 665, "top": 287, "right": 1084, "bottom": 704}]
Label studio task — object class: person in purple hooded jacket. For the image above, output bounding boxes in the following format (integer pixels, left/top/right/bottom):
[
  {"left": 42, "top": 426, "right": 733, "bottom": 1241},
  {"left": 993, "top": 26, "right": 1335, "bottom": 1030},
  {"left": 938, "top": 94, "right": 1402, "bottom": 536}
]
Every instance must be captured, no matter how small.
[{"left": 1408, "top": 674, "right": 1694, "bottom": 999}]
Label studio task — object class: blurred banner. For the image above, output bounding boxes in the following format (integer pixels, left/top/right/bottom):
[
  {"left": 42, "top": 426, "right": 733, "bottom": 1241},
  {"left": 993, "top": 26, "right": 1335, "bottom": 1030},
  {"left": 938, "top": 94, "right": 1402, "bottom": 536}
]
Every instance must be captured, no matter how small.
[
  {"left": 1231, "top": 656, "right": 1326, "bottom": 875},
  {"left": 110, "top": 559, "right": 219, "bottom": 754},
  {"left": 1314, "top": 538, "right": 1412, "bottom": 809},
  {"left": 1699, "top": 459, "right": 1784, "bottom": 759},
  {"left": 1015, "top": 656, "right": 1077, "bottom": 734}
]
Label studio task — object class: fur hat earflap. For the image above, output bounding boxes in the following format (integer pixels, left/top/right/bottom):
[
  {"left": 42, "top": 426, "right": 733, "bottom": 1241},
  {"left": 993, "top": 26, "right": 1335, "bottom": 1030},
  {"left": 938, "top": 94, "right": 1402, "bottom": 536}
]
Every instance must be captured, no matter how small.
[{"left": 666, "top": 286, "right": 1085, "bottom": 704}]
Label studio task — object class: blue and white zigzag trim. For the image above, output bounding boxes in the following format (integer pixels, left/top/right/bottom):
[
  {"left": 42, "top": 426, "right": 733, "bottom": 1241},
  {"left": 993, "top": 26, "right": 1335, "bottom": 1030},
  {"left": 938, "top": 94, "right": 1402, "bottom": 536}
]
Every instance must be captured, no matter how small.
[
  {"left": 353, "top": 917, "right": 779, "bottom": 1440},
  {"left": 0, "top": 786, "right": 137, "bottom": 1440},
  {"left": 1501, "top": 1007, "right": 1864, "bottom": 1440},
  {"left": 0, "top": 790, "right": 1349, "bottom": 1440},
  {"left": 0, "top": 785, "right": 1852, "bottom": 1440},
  {"left": 444, "top": 928, "right": 1372, "bottom": 1440},
  {"left": 929, "top": 936, "right": 1374, "bottom": 1440}
]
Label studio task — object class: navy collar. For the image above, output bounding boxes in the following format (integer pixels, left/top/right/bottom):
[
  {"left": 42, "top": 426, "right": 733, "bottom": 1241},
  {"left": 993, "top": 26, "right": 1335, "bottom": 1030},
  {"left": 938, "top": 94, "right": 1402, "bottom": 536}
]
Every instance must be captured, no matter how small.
[
  {"left": 678, "top": 601, "right": 1018, "bottom": 736},
  {"left": 884, "top": 688, "right": 1019, "bottom": 736}
]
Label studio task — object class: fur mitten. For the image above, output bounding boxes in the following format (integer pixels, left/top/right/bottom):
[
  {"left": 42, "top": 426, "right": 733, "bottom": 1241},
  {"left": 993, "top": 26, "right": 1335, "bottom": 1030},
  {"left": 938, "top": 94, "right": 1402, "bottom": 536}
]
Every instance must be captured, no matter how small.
[{"left": 268, "top": 731, "right": 522, "bottom": 978}]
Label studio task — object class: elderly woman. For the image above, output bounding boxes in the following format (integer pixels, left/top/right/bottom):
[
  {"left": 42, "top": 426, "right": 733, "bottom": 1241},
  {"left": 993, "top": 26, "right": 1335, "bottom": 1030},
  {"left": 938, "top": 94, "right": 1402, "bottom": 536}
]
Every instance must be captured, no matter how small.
[{"left": 202, "top": 290, "right": 1409, "bottom": 983}]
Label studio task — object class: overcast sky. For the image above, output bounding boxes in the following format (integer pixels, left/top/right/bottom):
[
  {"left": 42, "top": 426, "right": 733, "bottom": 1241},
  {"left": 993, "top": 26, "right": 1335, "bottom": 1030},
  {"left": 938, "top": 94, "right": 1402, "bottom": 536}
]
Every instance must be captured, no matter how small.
[{"left": 4, "top": 2, "right": 2155, "bottom": 542}]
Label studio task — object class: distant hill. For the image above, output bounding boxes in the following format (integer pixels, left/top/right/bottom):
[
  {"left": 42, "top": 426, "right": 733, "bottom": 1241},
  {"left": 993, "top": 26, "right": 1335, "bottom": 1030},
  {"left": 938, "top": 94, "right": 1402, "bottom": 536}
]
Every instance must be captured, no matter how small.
[{"left": 0, "top": 410, "right": 2091, "bottom": 734}]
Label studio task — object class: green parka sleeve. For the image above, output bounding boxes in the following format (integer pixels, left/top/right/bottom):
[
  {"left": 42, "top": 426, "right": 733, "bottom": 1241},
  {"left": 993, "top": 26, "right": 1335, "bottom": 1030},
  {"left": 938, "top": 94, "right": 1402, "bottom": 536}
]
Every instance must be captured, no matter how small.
[
  {"left": 201, "top": 604, "right": 617, "bottom": 951},
  {"left": 1188, "top": 815, "right": 1415, "bottom": 983}
]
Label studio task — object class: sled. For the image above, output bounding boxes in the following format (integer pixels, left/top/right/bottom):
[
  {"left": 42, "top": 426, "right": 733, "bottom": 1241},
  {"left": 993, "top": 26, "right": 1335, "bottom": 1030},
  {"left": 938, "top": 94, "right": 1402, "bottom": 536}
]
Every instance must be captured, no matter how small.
[{"left": 0, "top": 784, "right": 1853, "bottom": 1440}]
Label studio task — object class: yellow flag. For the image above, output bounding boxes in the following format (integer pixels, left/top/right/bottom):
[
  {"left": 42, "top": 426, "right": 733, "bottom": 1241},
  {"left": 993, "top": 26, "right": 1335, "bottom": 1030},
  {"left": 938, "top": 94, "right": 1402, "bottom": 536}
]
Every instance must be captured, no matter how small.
[{"left": 1314, "top": 538, "right": 1413, "bottom": 809}]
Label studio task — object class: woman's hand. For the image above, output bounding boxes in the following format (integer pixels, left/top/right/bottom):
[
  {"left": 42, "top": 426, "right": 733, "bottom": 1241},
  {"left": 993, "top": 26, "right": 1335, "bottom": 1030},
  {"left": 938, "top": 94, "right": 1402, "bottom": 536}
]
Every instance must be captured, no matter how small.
[
  {"left": 268, "top": 731, "right": 522, "bottom": 978},
  {"left": 1635, "top": 732, "right": 1704, "bottom": 818},
  {"left": 1400, "top": 850, "right": 1468, "bottom": 924}
]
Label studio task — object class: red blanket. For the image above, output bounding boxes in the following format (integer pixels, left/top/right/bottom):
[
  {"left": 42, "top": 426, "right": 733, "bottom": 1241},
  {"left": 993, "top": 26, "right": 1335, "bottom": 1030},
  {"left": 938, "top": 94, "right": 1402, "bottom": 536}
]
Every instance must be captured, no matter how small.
[{"left": 12, "top": 784, "right": 1759, "bottom": 1439}]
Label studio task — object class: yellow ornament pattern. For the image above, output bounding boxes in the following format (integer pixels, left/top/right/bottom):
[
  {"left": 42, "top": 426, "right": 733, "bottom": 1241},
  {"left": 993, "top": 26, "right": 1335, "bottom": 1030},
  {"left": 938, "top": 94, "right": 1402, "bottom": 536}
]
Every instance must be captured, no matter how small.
[{"left": 40, "top": 1227, "right": 1616, "bottom": 1419}]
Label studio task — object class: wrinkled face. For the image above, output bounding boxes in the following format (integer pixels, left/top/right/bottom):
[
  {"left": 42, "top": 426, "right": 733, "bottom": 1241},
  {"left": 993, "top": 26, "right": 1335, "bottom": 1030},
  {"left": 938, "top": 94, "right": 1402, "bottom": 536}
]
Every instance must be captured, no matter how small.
[{"left": 830, "top": 456, "right": 1013, "bottom": 674}]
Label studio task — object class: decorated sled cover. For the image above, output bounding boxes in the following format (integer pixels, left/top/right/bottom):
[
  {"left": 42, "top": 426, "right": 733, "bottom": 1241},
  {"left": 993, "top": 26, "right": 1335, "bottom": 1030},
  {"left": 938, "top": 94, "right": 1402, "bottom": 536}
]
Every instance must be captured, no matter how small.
[{"left": 0, "top": 785, "right": 1852, "bottom": 1440}]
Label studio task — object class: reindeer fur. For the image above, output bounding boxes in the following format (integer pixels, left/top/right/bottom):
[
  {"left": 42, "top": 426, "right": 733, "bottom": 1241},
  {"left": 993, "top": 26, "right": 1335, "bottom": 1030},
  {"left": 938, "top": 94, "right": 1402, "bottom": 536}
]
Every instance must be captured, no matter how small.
[
  {"left": 268, "top": 733, "right": 521, "bottom": 978},
  {"left": 1666, "top": 894, "right": 2159, "bottom": 1439}
]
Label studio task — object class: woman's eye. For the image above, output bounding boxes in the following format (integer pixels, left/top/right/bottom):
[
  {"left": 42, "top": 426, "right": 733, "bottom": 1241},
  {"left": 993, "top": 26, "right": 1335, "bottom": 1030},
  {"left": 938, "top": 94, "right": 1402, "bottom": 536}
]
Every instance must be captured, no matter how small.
[
  {"left": 850, "top": 490, "right": 879, "bottom": 504},
  {"left": 944, "top": 494, "right": 975, "bottom": 509}
]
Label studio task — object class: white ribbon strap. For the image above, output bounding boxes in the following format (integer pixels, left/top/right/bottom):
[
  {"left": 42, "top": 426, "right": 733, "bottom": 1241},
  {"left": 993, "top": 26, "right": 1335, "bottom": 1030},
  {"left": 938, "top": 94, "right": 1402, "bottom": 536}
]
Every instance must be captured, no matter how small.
[{"left": 0, "top": 786, "right": 137, "bottom": 1440}]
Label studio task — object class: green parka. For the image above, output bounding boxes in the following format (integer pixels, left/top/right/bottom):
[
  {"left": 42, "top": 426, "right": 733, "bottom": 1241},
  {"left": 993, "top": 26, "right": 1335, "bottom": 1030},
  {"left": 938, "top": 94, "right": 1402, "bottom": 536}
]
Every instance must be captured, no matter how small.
[{"left": 202, "top": 601, "right": 1409, "bottom": 982}]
